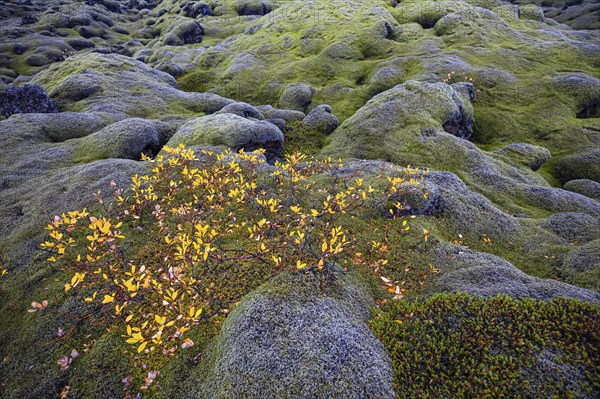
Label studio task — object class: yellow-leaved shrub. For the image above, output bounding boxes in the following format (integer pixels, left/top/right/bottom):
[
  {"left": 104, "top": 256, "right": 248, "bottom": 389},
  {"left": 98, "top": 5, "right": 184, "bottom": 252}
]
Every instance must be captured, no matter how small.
[{"left": 40, "top": 145, "right": 426, "bottom": 356}]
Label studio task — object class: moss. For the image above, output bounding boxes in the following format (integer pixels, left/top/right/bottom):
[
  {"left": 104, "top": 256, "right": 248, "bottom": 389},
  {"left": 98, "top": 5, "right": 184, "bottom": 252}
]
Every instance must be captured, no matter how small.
[
  {"left": 177, "top": 69, "right": 217, "bottom": 93},
  {"left": 371, "top": 292, "right": 600, "bottom": 398},
  {"left": 553, "top": 149, "right": 600, "bottom": 185},
  {"left": 282, "top": 121, "right": 327, "bottom": 156}
]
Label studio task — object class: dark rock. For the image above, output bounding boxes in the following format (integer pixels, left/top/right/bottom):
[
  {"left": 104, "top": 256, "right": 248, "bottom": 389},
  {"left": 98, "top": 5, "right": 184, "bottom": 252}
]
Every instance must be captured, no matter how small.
[
  {"left": 98, "top": 0, "right": 121, "bottom": 13},
  {"left": 12, "top": 43, "right": 27, "bottom": 55},
  {"left": 182, "top": 2, "right": 212, "bottom": 18},
  {"left": 112, "top": 25, "right": 129, "bottom": 34},
  {"left": 164, "top": 20, "right": 204, "bottom": 46},
  {"left": 235, "top": 0, "right": 272, "bottom": 16},
  {"left": 78, "top": 26, "right": 105, "bottom": 39},
  {"left": 65, "top": 37, "right": 96, "bottom": 50},
  {"left": 68, "top": 15, "right": 93, "bottom": 28},
  {"left": 25, "top": 54, "right": 51, "bottom": 67},
  {"left": 21, "top": 14, "right": 38, "bottom": 25},
  {"left": 0, "top": 84, "right": 57, "bottom": 117},
  {"left": 155, "top": 62, "right": 182, "bottom": 77},
  {"left": 443, "top": 82, "right": 474, "bottom": 139},
  {"left": 89, "top": 10, "right": 113, "bottom": 26}
]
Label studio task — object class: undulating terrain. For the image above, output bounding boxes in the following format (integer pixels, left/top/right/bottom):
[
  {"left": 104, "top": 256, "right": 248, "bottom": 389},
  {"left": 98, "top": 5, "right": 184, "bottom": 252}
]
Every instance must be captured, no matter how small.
[{"left": 0, "top": 0, "right": 599, "bottom": 398}]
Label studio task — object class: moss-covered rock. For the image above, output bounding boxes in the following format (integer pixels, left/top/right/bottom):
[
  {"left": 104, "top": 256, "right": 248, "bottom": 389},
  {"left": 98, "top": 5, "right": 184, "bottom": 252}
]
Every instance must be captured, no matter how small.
[
  {"left": 169, "top": 272, "right": 396, "bottom": 399},
  {"left": 322, "top": 80, "right": 475, "bottom": 161},
  {"left": 30, "top": 53, "right": 233, "bottom": 118},
  {"left": 166, "top": 113, "right": 284, "bottom": 161},
  {"left": 278, "top": 83, "right": 314, "bottom": 113},
  {"left": 564, "top": 179, "right": 600, "bottom": 201},
  {"left": 73, "top": 118, "right": 161, "bottom": 162},
  {"left": 301, "top": 104, "right": 339, "bottom": 135},
  {"left": 562, "top": 239, "right": 600, "bottom": 291},
  {"left": 494, "top": 143, "right": 551, "bottom": 172},
  {"left": 517, "top": 0, "right": 600, "bottom": 30},
  {"left": 554, "top": 149, "right": 600, "bottom": 185},
  {"left": 427, "top": 244, "right": 599, "bottom": 302},
  {"left": 542, "top": 212, "right": 599, "bottom": 243}
]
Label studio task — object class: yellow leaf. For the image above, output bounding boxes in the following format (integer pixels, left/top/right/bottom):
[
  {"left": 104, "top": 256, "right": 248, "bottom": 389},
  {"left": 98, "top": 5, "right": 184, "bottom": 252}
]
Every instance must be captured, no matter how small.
[
  {"left": 102, "top": 295, "right": 115, "bottom": 304},
  {"left": 137, "top": 342, "right": 148, "bottom": 353},
  {"left": 155, "top": 315, "right": 166, "bottom": 325},
  {"left": 296, "top": 260, "right": 307, "bottom": 270}
]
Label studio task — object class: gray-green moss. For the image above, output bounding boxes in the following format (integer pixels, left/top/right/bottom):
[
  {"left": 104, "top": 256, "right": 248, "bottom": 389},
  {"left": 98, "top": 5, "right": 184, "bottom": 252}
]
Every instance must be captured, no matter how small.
[{"left": 165, "top": 270, "right": 395, "bottom": 399}]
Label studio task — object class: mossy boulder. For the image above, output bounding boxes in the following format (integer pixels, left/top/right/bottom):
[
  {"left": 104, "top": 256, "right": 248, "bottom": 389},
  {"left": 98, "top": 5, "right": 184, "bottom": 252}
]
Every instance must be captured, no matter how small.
[
  {"left": 301, "top": 104, "right": 339, "bottom": 136},
  {"left": 73, "top": 118, "right": 162, "bottom": 162},
  {"left": 428, "top": 245, "right": 600, "bottom": 303},
  {"left": 519, "top": 0, "right": 600, "bottom": 30},
  {"left": 256, "top": 105, "right": 305, "bottom": 124},
  {"left": 434, "top": 7, "right": 515, "bottom": 45},
  {"left": 167, "top": 113, "right": 284, "bottom": 161},
  {"left": 278, "top": 83, "right": 314, "bottom": 113},
  {"left": 30, "top": 53, "right": 233, "bottom": 118},
  {"left": 542, "top": 212, "right": 600, "bottom": 244},
  {"left": 562, "top": 239, "right": 600, "bottom": 291},
  {"left": 494, "top": 143, "right": 551, "bottom": 172},
  {"left": 171, "top": 272, "right": 395, "bottom": 399},
  {"left": 215, "top": 101, "right": 264, "bottom": 120},
  {"left": 564, "top": 179, "right": 600, "bottom": 201},
  {"left": 163, "top": 19, "right": 204, "bottom": 46},
  {"left": 513, "top": 186, "right": 600, "bottom": 217},
  {"left": 554, "top": 149, "right": 600, "bottom": 185},
  {"left": 519, "top": 4, "right": 545, "bottom": 22},
  {"left": 322, "top": 80, "right": 475, "bottom": 162}
]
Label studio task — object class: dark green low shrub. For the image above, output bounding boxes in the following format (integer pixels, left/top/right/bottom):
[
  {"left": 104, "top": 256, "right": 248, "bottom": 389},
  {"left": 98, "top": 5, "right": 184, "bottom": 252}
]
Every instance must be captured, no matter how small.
[{"left": 370, "top": 293, "right": 599, "bottom": 398}]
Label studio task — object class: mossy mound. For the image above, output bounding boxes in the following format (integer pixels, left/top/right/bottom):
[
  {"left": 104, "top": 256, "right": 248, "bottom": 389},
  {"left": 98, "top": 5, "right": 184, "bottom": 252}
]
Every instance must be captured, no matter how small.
[
  {"left": 29, "top": 53, "right": 233, "bottom": 118},
  {"left": 166, "top": 113, "right": 284, "bottom": 161},
  {"left": 371, "top": 292, "right": 600, "bottom": 398},
  {"left": 168, "top": 271, "right": 395, "bottom": 399}
]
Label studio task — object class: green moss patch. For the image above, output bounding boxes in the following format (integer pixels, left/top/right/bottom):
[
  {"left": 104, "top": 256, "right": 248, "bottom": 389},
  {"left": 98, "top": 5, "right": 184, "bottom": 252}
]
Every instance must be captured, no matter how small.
[{"left": 371, "top": 293, "right": 600, "bottom": 398}]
